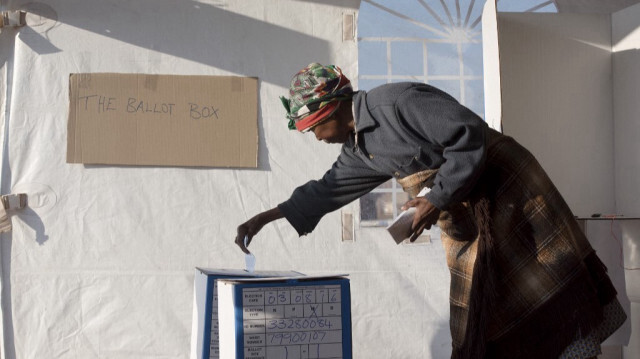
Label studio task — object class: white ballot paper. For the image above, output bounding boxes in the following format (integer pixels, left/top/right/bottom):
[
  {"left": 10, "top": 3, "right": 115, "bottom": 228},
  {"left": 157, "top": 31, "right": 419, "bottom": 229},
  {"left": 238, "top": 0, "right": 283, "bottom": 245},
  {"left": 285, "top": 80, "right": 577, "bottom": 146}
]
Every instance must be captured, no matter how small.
[
  {"left": 386, "top": 187, "right": 430, "bottom": 244},
  {"left": 244, "top": 236, "right": 256, "bottom": 273}
]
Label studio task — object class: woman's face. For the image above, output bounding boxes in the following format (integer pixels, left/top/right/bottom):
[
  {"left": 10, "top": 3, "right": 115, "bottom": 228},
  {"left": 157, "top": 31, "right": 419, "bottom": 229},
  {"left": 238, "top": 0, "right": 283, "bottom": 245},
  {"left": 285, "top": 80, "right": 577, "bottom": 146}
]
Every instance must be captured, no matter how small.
[{"left": 310, "top": 102, "right": 354, "bottom": 144}]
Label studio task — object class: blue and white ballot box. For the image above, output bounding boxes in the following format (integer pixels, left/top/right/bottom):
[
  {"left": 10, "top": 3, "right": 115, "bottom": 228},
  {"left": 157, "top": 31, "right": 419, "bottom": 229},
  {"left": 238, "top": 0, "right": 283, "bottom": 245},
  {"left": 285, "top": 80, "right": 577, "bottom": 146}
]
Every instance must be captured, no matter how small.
[
  {"left": 191, "top": 268, "right": 304, "bottom": 359},
  {"left": 217, "top": 275, "right": 352, "bottom": 359}
]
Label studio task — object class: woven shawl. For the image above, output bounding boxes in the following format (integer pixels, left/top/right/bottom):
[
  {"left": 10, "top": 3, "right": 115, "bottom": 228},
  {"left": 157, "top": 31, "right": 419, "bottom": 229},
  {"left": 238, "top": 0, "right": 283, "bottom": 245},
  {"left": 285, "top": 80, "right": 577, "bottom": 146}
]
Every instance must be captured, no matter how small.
[{"left": 398, "top": 129, "right": 618, "bottom": 359}]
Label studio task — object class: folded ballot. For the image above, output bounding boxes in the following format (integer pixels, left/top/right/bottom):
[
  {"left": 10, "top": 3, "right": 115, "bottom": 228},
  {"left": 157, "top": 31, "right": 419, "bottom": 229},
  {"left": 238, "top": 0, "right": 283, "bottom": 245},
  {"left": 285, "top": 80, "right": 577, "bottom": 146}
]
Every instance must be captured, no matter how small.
[
  {"left": 386, "top": 187, "right": 430, "bottom": 244},
  {"left": 386, "top": 207, "right": 417, "bottom": 244}
]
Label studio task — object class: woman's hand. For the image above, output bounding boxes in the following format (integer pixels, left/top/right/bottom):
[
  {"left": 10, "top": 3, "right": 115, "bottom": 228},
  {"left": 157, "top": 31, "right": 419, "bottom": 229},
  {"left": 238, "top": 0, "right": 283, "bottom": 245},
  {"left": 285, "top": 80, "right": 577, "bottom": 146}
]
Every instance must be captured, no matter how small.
[
  {"left": 235, "top": 207, "right": 284, "bottom": 254},
  {"left": 401, "top": 197, "right": 441, "bottom": 242},
  {"left": 235, "top": 215, "right": 266, "bottom": 254}
]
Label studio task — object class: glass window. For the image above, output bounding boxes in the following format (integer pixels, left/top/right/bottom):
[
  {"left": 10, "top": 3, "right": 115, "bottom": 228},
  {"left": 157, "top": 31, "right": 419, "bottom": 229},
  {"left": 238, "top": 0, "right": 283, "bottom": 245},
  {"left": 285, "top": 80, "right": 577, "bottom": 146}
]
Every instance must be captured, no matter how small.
[
  {"left": 429, "top": 80, "right": 461, "bottom": 102},
  {"left": 358, "top": 41, "right": 388, "bottom": 75},
  {"left": 427, "top": 43, "right": 460, "bottom": 76},
  {"left": 391, "top": 42, "right": 424, "bottom": 77},
  {"left": 357, "top": 0, "right": 557, "bottom": 227}
]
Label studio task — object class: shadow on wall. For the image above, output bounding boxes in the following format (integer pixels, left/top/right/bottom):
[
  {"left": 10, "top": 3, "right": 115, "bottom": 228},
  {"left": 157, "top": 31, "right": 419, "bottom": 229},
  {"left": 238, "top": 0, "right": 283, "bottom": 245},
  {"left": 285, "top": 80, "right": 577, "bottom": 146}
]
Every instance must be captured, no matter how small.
[
  {"left": 430, "top": 324, "right": 453, "bottom": 358},
  {"left": 0, "top": 209, "right": 47, "bottom": 359},
  {"left": 15, "top": 0, "right": 334, "bottom": 88}
]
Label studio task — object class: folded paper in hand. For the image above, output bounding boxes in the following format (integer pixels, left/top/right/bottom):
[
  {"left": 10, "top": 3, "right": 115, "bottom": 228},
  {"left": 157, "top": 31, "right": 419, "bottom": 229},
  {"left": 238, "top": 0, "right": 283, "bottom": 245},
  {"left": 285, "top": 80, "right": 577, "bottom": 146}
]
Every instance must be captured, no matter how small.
[
  {"left": 244, "top": 235, "right": 256, "bottom": 273},
  {"left": 385, "top": 187, "right": 430, "bottom": 244},
  {"left": 386, "top": 207, "right": 417, "bottom": 244}
]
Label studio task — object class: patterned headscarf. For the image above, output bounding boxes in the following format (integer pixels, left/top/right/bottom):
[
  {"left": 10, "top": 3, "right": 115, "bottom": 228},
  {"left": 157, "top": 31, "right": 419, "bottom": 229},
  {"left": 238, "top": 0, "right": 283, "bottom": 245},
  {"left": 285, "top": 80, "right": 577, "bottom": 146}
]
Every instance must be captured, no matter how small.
[{"left": 280, "top": 63, "right": 353, "bottom": 132}]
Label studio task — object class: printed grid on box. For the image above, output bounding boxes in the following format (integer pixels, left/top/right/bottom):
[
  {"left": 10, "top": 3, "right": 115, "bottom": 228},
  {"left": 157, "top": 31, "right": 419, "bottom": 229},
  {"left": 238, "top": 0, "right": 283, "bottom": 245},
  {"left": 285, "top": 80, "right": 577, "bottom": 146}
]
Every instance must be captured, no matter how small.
[{"left": 242, "top": 285, "right": 344, "bottom": 359}]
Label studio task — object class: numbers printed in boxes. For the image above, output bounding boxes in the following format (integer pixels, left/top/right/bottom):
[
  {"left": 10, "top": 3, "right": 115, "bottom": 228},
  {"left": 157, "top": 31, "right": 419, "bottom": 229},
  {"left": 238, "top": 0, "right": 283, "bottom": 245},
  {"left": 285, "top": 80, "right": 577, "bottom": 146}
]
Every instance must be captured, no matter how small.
[
  {"left": 265, "top": 318, "right": 339, "bottom": 332},
  {"left": 241, "top": 285, "right": 344, "bottom": 359},
  {"left": 249, "top": 289, "right": 340, "bottom": 306}
]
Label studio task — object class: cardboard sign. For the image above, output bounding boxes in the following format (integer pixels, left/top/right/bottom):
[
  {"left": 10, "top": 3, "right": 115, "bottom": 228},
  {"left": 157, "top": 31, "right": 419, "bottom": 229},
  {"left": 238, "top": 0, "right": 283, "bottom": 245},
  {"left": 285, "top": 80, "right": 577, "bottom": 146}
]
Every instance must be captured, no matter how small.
[{"left": 67, "top": 73, "right": 258, "bottom": 167}]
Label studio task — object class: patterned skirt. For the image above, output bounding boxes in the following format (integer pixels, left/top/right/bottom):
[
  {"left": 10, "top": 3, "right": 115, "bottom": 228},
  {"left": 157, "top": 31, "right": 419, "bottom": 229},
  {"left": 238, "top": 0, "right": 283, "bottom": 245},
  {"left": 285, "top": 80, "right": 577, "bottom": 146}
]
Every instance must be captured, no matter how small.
[{"left": 559, "top": 298, "right": 627, "bottom": 359}]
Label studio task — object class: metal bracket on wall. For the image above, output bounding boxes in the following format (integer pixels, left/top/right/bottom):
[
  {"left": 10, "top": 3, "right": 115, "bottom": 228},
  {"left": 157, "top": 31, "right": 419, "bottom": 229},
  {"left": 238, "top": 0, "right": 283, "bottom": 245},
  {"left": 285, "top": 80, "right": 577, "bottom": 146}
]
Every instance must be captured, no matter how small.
[
  {"left": 1, "top": 194, "right": 27, "bottom": 210},
  {"left": 342, "top": 211, "right": 354, "bottom": 242},
  {"left": 0, "top": 10, "right": 27, "bottom": 29},
  {"left": 343, "top": 13, "right": 356, "bottom": 41},
  {"left": 0, "top": 193, "right": 27, "bottom": 234}
]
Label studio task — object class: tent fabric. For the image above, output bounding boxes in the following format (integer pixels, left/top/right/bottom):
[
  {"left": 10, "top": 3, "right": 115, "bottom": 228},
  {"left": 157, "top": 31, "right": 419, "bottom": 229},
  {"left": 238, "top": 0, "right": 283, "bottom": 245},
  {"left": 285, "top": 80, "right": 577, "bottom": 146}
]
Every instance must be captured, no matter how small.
[{"left": 0, "top": 1, "right": 454, "bottom": 358}]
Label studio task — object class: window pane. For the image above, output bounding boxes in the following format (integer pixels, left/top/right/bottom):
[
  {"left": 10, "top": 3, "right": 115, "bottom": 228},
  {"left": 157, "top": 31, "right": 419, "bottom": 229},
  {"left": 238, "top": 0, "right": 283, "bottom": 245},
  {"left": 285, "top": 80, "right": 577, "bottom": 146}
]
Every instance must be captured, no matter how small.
[
  {"left": 427, "top": 43, "right": 459, "bottom": 76},
  {"left": 376, "top": 179, "right": 394, "bottom": 189},
  {"left": 465, "top": 79, "right": 485, "bottom": 117},
  {"left": 358, "top": 79, "right": 388, "bottom": 91},
  {"left": 359, "top": 41, "right": 388, "bottom": 75},
  {"left": 461, "top": 42, "right": 483, "bottom": 76},
  {"left": 429, "top": 80, "right": 461, "bottom": 103},
  {"left": 391, "top": 42, "right": 423, "bottom": 76},
  {"left": 359, "top": 192, "right": 379, "bottom": 221},
  {"left": 395, "top": 192, "right": 410, "bottom": 213},
  {"left": 359, "top": 192, "right": 394, "bottom": 221},
  {"left": 359, "top": 1, "right": 453, "bottom": 38}
]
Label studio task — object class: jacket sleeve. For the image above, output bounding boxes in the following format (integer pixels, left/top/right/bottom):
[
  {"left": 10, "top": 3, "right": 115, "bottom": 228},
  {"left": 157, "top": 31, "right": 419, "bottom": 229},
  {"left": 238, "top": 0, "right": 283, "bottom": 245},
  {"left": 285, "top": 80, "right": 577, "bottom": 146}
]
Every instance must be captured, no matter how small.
[
  {"left": 278, "top": 144, "right": 391, "bottom": 236},
  {"left": 396, "top": 86, "right": 488, "bottom": 210}
]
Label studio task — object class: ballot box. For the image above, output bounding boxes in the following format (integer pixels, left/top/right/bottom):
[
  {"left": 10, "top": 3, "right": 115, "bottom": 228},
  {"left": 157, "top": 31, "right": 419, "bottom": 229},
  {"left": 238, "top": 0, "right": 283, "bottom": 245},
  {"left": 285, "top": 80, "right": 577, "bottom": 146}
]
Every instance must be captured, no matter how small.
[
  {"left": 191, "top": 268, "right": 304, "bottom": 359},
  {"left": 217, "top": 275, "right": 352, "bottom": 359}
]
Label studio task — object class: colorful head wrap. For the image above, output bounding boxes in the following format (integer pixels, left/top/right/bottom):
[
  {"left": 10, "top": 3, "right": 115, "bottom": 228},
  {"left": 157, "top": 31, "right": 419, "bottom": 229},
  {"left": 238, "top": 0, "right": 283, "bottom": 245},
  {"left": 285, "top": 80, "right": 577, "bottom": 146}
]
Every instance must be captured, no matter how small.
[{"left": 280, "top": 63, "right": 353, "bottom": 132}]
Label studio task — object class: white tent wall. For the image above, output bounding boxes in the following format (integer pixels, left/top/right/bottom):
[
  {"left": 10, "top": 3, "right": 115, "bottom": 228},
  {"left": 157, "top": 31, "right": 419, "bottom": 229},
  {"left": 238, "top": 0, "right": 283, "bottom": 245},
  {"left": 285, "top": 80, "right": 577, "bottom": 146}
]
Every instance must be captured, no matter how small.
[
  {"left": 0, "top": 1, "right": 454, "bottom": 358},
  {"left": 613, "top": 3, "right": 640, "bottom": 359}
]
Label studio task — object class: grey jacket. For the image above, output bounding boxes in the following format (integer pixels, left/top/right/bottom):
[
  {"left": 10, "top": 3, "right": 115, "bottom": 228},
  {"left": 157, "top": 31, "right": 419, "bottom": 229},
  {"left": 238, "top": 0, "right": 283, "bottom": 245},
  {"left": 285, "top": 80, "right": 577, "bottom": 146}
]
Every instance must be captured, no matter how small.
[{"left": 278, "top": 82, "right": 488, "bottom": 236}]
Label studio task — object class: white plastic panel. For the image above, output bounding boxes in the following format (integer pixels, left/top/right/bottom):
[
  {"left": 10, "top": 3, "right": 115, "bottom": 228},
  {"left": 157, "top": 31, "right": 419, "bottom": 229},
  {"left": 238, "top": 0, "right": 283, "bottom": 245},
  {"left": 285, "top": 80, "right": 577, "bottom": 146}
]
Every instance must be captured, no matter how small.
[{"left": 496, "top": 12, "right": 615, "bottom": 218}]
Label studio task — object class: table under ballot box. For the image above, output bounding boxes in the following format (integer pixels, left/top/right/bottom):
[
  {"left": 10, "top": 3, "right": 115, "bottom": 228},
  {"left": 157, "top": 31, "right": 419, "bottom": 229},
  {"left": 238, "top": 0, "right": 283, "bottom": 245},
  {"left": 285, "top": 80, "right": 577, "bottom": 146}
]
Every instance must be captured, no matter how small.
[
  {"left": 190, "top": 268, "right": 304, "bottom": 359},
  {"left": 217, "top": 275, "right": 352, "bottom": 359}
]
